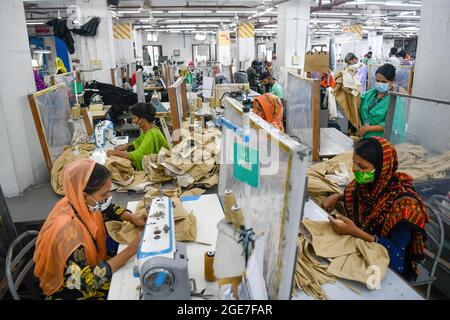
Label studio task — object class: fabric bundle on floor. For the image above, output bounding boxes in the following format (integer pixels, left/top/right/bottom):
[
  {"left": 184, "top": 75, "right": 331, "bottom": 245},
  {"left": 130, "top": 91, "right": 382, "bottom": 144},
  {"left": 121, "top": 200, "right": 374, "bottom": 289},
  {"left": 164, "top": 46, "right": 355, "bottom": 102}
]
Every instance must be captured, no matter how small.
[
  {"left": 50, "top": 144, "right": 95, "bottom": 195},
  {"left": 105, "top": 188, "right": 198, "bottom": 244},
  {"left": 294, "top": 220, "right": 390, "bottom": 300},
  {"left": 142, "top": 128, "right": 221, "bottom": 189}
]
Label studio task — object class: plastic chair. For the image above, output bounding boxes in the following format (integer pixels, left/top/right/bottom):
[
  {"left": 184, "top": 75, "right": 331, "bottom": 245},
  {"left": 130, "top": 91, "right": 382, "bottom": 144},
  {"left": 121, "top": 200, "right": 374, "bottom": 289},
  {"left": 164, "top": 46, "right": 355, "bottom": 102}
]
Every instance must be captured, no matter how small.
[
  {"left": 409, "top": 201, "right": 445, "bottom": 299},
  {"left": 5, "top": 230, "right": 40, "bottom": 300}
]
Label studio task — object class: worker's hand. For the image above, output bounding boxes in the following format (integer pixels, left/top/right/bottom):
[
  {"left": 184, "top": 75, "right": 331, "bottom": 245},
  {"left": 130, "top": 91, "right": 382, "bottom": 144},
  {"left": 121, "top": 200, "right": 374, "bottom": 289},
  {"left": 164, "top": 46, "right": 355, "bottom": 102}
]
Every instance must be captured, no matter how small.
[
  {"left": 115, "top": 144, "right": 128, "bottom": 152},
  {"left": 130, "top": 214, "right": 147, "bottom": 228},
  {"left": 329, "top": 213, "right": 358, "bottom": 236},
  {"left": 106, "top": 150, "right": 116, "bottom": 157},
  {"left": 321, "top": 194, "right": 342, "bottom": 213},
  {"left": 355, "top": 126, "right": 368, "bottom": 137}
]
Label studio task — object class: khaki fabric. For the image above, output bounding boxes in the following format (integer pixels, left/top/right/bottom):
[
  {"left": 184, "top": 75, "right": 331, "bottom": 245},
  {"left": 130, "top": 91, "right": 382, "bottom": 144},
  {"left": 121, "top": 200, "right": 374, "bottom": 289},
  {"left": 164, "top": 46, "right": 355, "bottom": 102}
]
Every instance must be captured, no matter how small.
[
  {"left": 193, "top": 172, "right": 219, "bottom": 188},
  {"left": 50, "top": 144, "right": 94, "bottom": 195},
  {"left": 400, "top": 151, "right": 450, "bottom": 181},
  {"left": 301, "top": 220, "right": 389, "bottom": 286},
  {"left": 143, "top": 154, "right": 173, "bottom": 183},
  {"left": 105, "top": 156, "right": 134, "bottom": 186},
  {"left": 181, "top": 188, "right": 206, "bottom": 197},
  {"left": 115, "top": 171, "right": 152, "bottom": 193},
  {"left": 106, "top": 194, "right": 197, "bottom": 244},
  {"left": 307, "top": 151, "right": 353, "bottom": 203},
  {"left": 332, "top": 71, "right": 361, "bottom": 128}
]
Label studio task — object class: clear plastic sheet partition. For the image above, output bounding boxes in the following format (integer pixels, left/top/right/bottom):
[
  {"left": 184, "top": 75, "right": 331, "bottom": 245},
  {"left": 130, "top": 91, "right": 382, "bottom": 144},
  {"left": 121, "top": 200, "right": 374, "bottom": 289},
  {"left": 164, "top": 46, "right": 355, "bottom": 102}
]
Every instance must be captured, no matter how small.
[
  {"left": 387, "top": 94, "right": 450, "bottom": 183},
  {"left": 33, "top": 84, "right": 73, "bottom": 162},
  {"left": 286, "top": 72, "right": 313, "bottom": 149},
  {"left": 277, "top": 66, "right": 301, "bottom": 96},
  {"left": 368, "top": 64, "right": 413, "bottom": 93},
  {"left": 53, "top": 72, "right": 77, "bottom": 107},
  {"left": 114, "top": 67, "right": 123, "bottom": 87},
  {"left": 218, "top": 98, "right": 309, "bottom": 299}
]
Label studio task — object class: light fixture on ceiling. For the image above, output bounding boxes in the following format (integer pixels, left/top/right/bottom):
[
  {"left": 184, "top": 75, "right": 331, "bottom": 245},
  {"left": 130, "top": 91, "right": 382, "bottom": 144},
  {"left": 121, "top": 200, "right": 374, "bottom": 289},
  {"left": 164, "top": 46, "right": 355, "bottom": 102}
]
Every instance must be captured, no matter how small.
[
  {"left": 195, "top": 33, "right": 207, "bottom": 41},
  {"left": 26, "top": 21, "right": 46, "bottom": 25},
  {"left": 249, "top": 7, "right": 274, "bottom": 19},
  {"left": 168, "top": 10, "right": 213, "bottom": 14}
]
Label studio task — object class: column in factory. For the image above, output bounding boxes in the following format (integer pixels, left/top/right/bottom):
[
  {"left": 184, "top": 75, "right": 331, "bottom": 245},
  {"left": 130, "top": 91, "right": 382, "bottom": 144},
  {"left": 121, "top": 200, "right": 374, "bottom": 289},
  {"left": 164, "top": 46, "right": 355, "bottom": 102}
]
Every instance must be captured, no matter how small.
[
  {"left": 237, "top": 21, "right": 256, "bottom": 70},
  {"left": 408, "top": 0, "right": 450, "bottom": 153},
  {"left": 113, "top": 21, "right": 135, "bottom": 66},
  {"left": 74, "top": 0, "right": 116, "bottom": 83},
  {"left": 276, "top": 0, "right": 310, "bottom": 69},
  {"left": 0, "top": 0, "right": 48, "bottom": 196},
  {"left": 217, "top": 30, "right": 232, "bottom": 75}
]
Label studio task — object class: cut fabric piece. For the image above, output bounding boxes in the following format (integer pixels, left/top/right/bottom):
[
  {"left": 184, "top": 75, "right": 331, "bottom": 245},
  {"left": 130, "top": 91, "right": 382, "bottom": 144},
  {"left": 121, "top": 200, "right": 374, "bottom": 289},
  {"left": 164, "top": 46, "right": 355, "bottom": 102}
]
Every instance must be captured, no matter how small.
[
  {"left": 104, "top": 156, "right": 134, "bottom": 187},
  {"left": 181, "top": 188, "right": 206, "bottom": 197},
  {"left": 332, "top": 71, "right": 361, "bottom": 128},
  {"left": 115, "top": 171, "right": 152, "bottom": 193},
  {"left": 50, "top": 144, "right": 95, "bottom": 195}
]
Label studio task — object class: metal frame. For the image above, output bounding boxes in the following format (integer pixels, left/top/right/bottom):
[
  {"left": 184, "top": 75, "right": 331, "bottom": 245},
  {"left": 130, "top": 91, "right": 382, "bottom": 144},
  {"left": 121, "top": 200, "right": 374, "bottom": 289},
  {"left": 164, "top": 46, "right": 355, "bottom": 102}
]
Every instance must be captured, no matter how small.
[
  {"left": 6, "top": 230, "right": 40, "bottom": 300},
  {"left": 219, "top": 98, "right": 311, "bottom": 300}
]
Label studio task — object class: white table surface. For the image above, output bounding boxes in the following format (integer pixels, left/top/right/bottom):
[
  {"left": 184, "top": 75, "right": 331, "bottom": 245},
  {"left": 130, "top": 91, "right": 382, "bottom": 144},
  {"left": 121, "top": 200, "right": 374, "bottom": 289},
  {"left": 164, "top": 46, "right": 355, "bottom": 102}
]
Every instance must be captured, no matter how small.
[
  {"left": 320, "top": 127, "right": 354, "bottom": 158},
  {"left": 107, "top": 194, "right": 224, "bottom": 300},
  {"left": 292, "top": 200, "right": 423, "bottom": 300}
]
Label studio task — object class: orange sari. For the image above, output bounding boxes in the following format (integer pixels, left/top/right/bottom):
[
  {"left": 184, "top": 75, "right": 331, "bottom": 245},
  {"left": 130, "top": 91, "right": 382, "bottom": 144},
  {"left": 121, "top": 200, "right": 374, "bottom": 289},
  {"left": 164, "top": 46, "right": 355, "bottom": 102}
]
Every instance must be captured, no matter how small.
[
  {"left": 33, "top": 159, "right": 107, "bottom": 296},
  {"left": 253, "top": 93, "right": 285, "bottom": 132}
]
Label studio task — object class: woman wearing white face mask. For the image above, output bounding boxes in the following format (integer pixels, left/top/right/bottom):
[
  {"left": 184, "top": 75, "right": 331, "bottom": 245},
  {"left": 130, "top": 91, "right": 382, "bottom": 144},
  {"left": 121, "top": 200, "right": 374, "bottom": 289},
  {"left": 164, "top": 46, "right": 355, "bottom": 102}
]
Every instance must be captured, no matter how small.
[
  {"left": 34, "top": 159, "right": 145, "bottom": 299},
  {"left": 356, "top": 63, "right": 406, "bottom": 143}
]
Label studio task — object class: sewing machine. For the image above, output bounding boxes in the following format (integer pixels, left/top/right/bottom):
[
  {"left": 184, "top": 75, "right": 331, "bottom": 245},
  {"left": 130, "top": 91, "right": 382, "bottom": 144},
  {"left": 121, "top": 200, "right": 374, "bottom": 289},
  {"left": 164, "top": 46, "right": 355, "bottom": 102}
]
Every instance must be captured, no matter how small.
[
  {"left": 133, "top": 197, "right": 191, "bottom": 300},
  {"left": 94, "top": 120, "right": 115, "bottom": 149}
]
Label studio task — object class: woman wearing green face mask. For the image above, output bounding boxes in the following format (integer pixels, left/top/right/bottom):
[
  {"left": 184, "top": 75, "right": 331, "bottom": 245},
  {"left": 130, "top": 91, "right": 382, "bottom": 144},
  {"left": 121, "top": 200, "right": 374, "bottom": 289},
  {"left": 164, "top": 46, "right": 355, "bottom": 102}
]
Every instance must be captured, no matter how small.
[
  {"left": 356, "top": 63, "right": 406, "bottom": 144},
  {"left": 321, "top": 137, "right": 429, "bottom": 280},
  {"left": 107, "top": 102, "right": 170, "bottom": 170}
]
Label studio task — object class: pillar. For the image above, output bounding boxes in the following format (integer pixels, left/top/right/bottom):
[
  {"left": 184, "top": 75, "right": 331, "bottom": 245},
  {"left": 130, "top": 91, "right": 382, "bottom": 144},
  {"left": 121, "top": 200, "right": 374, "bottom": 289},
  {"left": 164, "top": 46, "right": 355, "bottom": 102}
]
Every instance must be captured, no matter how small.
[
  {"left": 409, "top": 0, "right": 450, "bottom": 152},
  {"left": 218, "top": 30, "right": 232, "bottom": 66},
  {"left": 238, "top": 21, "right": 256, "bottom": 70},
  {"left": 134, "top": 28, "right": 144, "bottom": 63},
  {"left": 74, "top": 0, "right": 116, "bottom": 83},
  {"left": 276, "top": 0, "right": 310, "bottom": 70},
  {"left": 0, "top": 0, "right": 48, "bottom": 197},
  {"left": 113, "top": 21, "right": 134, "bottom": 65}
]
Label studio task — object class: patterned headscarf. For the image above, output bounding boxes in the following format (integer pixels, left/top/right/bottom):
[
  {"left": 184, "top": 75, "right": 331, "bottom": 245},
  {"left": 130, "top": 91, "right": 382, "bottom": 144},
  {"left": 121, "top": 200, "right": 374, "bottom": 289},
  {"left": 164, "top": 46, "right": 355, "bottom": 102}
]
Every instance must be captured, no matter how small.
[
  {"left": 344, "top": 137, "right": 429, "bottom": 279},
  {"left": 253, "top": 93, "right": 284, "bottom": 132}
]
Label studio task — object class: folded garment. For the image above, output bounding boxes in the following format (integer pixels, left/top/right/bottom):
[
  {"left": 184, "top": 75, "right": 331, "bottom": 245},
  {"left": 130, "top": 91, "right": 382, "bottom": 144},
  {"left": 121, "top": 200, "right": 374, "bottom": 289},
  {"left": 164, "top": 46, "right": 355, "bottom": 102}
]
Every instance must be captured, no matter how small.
[{"left": 105, "top": 156, "right": 135, "bottom": 186}]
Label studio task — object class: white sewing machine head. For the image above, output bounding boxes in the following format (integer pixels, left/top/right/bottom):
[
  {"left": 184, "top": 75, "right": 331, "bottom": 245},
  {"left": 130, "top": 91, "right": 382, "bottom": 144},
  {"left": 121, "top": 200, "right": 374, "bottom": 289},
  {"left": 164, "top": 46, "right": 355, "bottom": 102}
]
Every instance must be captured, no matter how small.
[
  {"left": 94, "top": 120, "right": 115, "bottom": 149},
  {"left": 133, "top": 197, "right": 191, "bottom": 300}
]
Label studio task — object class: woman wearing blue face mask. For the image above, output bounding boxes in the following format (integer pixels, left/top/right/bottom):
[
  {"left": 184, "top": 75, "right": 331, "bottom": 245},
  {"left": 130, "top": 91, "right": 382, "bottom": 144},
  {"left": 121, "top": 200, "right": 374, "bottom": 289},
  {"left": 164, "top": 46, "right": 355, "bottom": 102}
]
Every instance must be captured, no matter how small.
[
  {"left": 321, "top": 138, "right": 429, "bottom": 280},
  {"left": 34, "top": 160, "right": 145, "bottom": 299},
  {"left": 356, "top": 63, "right": 406, "bottom": 143}
]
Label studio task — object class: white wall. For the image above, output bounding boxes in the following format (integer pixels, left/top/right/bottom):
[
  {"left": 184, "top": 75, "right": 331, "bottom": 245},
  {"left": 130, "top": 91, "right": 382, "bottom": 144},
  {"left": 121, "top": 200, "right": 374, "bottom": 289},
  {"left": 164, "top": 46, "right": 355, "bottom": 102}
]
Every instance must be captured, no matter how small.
[
  {"left": 408, "top": 0, "right": 450, "bottom": 152},
  {"left": 276, "top": 0, "right": 310, "bottom": 69},
  {"left": 0, "top": 0, "right": 48, "bottom": 197},
  {"left": 74, "top": 0, "right": 116, "bottom": 83}
]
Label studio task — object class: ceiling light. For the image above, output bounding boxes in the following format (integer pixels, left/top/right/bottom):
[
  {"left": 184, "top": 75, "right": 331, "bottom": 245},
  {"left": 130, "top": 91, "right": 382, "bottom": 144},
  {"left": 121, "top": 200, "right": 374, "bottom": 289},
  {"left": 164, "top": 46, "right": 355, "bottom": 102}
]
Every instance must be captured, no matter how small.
[
  {"left": 249, "top": 7, "right": 274, "bottom": 19},
  {"left": 168, "top": 11, "right": 213, "bottom": 14},
  {"left": 26, "top": 21, "right": 46, "bottom": 25},
  {"left": 118, "top": 10, "right": 141, "bottom": 14},
  {"left": 166, "top": 24, "right": 197, "bottom": 28},
  {"left": 316, "top": 12, "right": 349, "bottom": 16},
  {"left": 217, "top": 10, "right": 257, "bottom": 14}
]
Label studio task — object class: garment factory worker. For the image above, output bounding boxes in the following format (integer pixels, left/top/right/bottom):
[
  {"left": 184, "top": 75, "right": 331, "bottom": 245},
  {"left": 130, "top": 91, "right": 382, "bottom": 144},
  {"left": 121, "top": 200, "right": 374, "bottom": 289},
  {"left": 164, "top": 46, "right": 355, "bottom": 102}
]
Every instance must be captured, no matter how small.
[
  {"left": 260, "top": 71, "right": 284, "bottom": 99},
  {"left": 344, "top": 52, "right": 368, "bottom": 92},
  {"left": 253, "top": 93, "right": 284, "bottom": 132},
  {"left": 55, "top": 57, "right": 67, "bottom": 74},
  {"left": 357, "top": 63, "right": 406, "bottom": 143},
  {"left": 362, "top": 51, "right": 373, "bottom": 65},
  {"left": 34, "top": 159, "right": 145, "bottom": 299},
  {"left": 321, "top": 138, "right": 429, "bottom": 280},
  {"left": 107, "top": 102, "right": 170, "bottom": 171},
  {"left": 247, "top": 60, "right": 260, "bottom": 91},
  {"left": 388, "top": 47, "right": 401, "bottom": 65},
  {"left": 130, "top": 65, "right": 143, "bottom": 87}
]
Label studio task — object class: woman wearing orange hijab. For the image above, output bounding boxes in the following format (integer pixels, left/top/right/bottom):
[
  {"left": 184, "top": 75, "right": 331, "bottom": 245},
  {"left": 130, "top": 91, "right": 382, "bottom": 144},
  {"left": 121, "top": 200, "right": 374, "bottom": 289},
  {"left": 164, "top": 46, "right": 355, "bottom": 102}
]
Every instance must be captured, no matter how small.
[
  {"left": 33, "top": 159, "right": 142, "bottom": 299},
  {"left": 253, "top": 93, "right": 285, "bottom": 132}
]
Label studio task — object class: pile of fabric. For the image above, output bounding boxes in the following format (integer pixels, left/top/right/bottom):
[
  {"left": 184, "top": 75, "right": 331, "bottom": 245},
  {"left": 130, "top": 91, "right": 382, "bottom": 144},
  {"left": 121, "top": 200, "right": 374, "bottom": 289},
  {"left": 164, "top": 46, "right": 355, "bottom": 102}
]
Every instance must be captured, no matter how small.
[
  {"left": 50, "top": 144, "right": 95, "bottom": 195},
  {"left": 143, "top": 127, "right": 221, "bottom": 189},
  {"left": 396, "top": 143, "right": 450, "bottom": 181},
  {"left": 105, "top": 156, "right": 153, "bottom": 193},
  {"left": 294, "top": 220, "right": 390, "bottom": 300},
  {"left": 105, "top": 187, "right": 199, "bottom": 244},
  {"left": 307, "top": 151, "right": 354, "bottom": 204}
]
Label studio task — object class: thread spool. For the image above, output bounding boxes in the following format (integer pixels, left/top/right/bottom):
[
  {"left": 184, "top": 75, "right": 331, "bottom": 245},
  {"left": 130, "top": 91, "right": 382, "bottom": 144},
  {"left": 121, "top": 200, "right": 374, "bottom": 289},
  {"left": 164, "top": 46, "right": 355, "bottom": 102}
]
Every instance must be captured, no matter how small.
[
  {"left": 71, "top": 103, "right": 81, "bottom": 120},
  {"left": 197, "top": 97, "right": 203, "bottom": 108},
  {"left": 231, "top": 205, "right": 244, "bottom": 230},
  {"left": 204, "top": 251, "right": 216, "bottom": 282},
  {"left": 223, "top": 190, "right": 236, "bottom": 224}
]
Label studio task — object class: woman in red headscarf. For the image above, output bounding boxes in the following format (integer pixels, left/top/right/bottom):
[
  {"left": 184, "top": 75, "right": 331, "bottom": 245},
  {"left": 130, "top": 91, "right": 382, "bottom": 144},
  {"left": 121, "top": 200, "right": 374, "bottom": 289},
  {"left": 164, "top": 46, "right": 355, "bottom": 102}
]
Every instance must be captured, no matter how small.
[
  {"left": 253, "top": 93, "right": 285, "bottom": 132},
  {"left": 34, "top": 159, "right": 142, "bottom": 299},
  {"left": 321, "top": 137, "right": 429, "bottom": 280}
]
